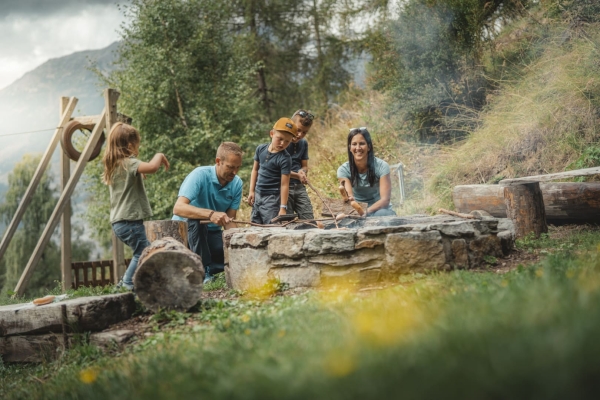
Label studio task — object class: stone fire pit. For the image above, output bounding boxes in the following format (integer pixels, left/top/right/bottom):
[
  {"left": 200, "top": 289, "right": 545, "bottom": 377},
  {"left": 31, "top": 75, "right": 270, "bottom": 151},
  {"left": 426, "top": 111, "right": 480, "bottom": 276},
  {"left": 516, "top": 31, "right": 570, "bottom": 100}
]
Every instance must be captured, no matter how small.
[{"left": 223, "top": 215, "right": 514, "bottom": 290}]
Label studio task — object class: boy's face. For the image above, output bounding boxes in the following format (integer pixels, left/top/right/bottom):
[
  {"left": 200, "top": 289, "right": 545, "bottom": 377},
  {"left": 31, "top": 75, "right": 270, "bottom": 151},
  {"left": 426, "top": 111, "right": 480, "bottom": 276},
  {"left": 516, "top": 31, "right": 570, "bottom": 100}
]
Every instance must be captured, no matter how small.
[
  {"left": 291, "top": 116, "right": 311, "bottom": 143},
  {"left": 270, "top": 130, "right": 294, "bottom": 152}
]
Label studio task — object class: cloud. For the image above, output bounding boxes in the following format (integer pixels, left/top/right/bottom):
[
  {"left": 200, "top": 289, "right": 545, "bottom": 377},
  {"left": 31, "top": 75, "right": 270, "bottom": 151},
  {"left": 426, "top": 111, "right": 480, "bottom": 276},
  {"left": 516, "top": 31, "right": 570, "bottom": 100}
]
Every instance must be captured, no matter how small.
[
  {"left": 0, "top": 2, "right": 127, "bottom": 89},
  {"left": 0, "top": 0, "right": 124, "bottom": 18}
]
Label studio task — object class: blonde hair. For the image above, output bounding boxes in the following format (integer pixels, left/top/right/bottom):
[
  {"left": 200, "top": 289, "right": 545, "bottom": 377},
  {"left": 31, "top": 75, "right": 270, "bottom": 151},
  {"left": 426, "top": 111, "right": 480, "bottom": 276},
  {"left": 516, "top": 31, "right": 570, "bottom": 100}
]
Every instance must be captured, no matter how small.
[
  {"left": 102, "top": 122, "right": 141, "bottom": 185},
  {"left": 216, "top": 142, "right": 243, "bottom": 159}
]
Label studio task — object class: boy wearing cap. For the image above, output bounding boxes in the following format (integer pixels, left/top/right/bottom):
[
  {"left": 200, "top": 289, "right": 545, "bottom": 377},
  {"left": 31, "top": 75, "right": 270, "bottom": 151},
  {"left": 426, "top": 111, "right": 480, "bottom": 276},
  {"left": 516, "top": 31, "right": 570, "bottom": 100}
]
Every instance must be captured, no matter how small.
[
  {"left": 286, "top": 109, "right": 315, "bottom": 219},
  {"left": 248, "top": 118, "right": 297, "bottom": 224}
]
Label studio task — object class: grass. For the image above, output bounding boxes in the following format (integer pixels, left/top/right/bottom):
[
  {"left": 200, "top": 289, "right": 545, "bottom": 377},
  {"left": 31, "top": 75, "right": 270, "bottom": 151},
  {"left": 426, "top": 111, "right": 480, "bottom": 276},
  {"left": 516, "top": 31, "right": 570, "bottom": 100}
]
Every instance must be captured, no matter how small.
[{"left": 3, "top": 228, "right": 600, "bottom": 399}]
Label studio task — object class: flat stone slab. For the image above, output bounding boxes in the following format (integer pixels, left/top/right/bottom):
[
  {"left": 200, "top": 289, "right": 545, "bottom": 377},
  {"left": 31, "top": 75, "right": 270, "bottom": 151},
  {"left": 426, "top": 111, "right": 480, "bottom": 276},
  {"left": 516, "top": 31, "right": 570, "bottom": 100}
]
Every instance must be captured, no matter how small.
[{"left": 0, "top": 293, "right": 136, "bottom": 337}]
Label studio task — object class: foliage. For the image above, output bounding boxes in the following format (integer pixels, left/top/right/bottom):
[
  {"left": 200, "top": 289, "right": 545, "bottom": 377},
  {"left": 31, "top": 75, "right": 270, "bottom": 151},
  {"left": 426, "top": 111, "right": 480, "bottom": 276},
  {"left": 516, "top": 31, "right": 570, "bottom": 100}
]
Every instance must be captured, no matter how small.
[{"left": 0, "top": 155, "right": 93, "bottom": 297}]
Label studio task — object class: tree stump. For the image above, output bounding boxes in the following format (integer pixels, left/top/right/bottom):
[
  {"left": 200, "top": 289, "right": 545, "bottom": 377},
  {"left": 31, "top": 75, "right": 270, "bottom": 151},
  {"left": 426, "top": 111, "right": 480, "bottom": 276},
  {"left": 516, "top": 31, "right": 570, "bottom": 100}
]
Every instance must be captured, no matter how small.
[
  {"left": 503, "top": 183, "right": 548, "bottom": 239},
  {"left": 144, "top": 220, "right": 188, "bottom": 247},
  {"left": 133, "top": 237, "right": 204, "bottom": 312}
]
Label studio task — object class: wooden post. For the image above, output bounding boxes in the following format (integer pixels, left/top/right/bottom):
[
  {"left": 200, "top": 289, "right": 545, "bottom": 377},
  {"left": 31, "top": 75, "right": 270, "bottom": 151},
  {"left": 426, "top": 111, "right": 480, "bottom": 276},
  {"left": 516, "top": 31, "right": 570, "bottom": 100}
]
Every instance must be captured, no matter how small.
[
  {"left": 134, "top": 237, "right": 204, "bottom": 312},
  {"left": 503, "top": 183, "right": 548, "bottom": 239},
  {"left": 60, "top": 97, "right": 73, "bottom": 291},
  {"left": 144, "top": 220, "right": 188, "bottom": 247},
  {"left": 105, "top": 89, "right": 126, "bottom": 283},
  {"left": 0, "top": 97, "right": 78, "bottom": 263},
  {"left": 14, "top": 111, "right": 107, "bottom": 296}
]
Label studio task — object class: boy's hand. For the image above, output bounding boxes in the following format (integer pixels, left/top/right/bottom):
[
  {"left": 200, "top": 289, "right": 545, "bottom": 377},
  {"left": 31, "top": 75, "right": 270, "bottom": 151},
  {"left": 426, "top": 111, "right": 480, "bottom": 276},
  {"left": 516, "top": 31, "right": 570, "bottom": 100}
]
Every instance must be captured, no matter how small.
[
  {"left": 248, "top": 192, "right": 255, "bottom": 206},
  {"left": 298, "top": 170, "right": 309, "bottom": 184},
  {"left": 210, "top": 211, "right": 231, "bottom": 226},
  {"left": 278, "top": 207, "right": 287, "bottom": 216}
]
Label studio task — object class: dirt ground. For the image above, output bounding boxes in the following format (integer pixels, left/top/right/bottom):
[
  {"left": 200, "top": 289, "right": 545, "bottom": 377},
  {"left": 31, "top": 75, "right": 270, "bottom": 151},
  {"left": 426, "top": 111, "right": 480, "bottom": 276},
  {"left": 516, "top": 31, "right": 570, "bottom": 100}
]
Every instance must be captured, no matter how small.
[{"left": 103, "top": 224, "right": 596, "bottom": 342}]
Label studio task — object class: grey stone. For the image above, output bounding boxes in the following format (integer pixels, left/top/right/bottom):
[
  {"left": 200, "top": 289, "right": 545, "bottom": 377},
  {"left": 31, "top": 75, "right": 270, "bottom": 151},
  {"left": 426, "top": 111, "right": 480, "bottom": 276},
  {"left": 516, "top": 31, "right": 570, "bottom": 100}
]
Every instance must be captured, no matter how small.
[
  {"left": 356, "top": 225, "right": 413, "bottom": 236},
  {"left": 428, "top": 221, "right": 476, "bottom": 237},
  {"left": 268, "top": 231, "right": 306, "bottom": 259},
  {"left": 468, "top": 235, "right": 504, "bottom": 267},
  {"left": 385, "top": 231, "right": 447, "bottom": 274},
  {"left": 268, "top": 266, "right": 320, "bottom": 287},
  {"left": 302, "top": 230, "right": 355, "bottom": 255},
  {"left": 230, "top": 230, "right": 273, "bottom": 248},
  {"left": 308, "top": 247, "right": 384, "bottom": 267},
  {"left": 451, "top": 239, "right": 469, "bottom": 268},
  {"left": 227, "top": 247, "right": 272, "bottom": 291},
  {"left": 270, "top": 258, "right": 306, "bottom": 267}
]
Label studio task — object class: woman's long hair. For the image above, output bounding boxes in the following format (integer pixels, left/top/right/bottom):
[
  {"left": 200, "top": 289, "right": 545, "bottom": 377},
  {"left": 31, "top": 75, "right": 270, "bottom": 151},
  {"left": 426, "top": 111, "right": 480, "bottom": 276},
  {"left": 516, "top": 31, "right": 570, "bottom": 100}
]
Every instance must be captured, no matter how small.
[
  {"left": 347, "top": 128, "right": 376, "bottom": 187},
  {"left": 102, "top": 122, "right": 140, "bottom": 185}
]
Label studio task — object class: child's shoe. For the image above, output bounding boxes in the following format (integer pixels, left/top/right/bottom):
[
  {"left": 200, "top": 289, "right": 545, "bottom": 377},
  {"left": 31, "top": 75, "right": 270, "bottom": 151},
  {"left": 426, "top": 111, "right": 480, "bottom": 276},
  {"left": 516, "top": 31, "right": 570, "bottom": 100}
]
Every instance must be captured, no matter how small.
[{"left": 115, "top": 280, "right": 134, "bottom": 292}]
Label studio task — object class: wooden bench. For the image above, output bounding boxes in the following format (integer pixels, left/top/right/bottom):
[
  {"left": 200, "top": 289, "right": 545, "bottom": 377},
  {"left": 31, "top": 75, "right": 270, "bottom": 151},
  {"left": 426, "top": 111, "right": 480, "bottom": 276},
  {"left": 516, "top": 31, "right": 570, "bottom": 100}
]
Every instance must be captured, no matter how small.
[{"left": 498, "top": 166, "right": 600, "bottom": 238}]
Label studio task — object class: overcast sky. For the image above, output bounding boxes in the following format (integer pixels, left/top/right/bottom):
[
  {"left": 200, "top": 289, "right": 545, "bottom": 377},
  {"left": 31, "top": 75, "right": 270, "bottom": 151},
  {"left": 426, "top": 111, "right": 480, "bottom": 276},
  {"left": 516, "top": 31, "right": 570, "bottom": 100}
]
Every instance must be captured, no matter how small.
[{"left": 0, "top": 0, "right": 129, "bottom": 90}]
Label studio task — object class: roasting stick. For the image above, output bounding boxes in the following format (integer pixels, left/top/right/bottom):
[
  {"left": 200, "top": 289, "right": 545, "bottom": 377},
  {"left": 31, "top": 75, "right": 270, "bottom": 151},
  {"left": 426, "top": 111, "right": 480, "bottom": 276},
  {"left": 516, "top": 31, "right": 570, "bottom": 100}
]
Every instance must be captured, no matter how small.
[
  {"left": 306, "top": 182, "right": 340, "bottom": 229},
  {"left": 438, "top": 208, "right": 477, "bottom": 219}
]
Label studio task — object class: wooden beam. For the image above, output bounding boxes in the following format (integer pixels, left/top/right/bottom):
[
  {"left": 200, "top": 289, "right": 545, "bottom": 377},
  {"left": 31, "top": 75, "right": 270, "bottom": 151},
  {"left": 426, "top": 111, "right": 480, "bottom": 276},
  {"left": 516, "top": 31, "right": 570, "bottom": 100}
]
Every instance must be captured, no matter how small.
[
  {"left": 104, "top": 88, "right": 126, "bottom": 283},
  {"left": 499, "top": 166, "right": 600, "bottom": 185},
  {"left": 0, "top": 97, "right": 78, "bottom": 264},
  {"left": 14, "top": 110, "right": 107, "bottom": 296},
  {"left": 72, "top": 115, "right": 102, "bottom": 125},
  {"left": 60, "top": 97, "right": 73, "bottom": 291}
]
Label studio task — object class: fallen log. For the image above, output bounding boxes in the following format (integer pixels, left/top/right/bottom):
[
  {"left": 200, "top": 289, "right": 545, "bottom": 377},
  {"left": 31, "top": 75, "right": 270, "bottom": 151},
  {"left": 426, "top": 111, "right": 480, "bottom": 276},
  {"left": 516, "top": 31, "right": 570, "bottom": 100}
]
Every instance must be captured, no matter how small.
[
  {"left": 144, "top": 219, "right": 188, "bottom": 246},
  {"left": 453, "top": 183, "right": 600, "bottom": 224},
  {"left": 134, "top": 237, "right": 205, "bottom": 312},
  {"left": 0, "top": 293, "right": 135, "bottom": 337}
]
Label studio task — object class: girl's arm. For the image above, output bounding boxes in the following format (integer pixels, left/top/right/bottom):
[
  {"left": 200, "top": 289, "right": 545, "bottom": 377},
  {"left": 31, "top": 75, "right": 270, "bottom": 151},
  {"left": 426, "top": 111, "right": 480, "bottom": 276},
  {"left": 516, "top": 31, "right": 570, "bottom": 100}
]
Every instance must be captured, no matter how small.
[
  {"left": 366, "top": 174, "right": 392, "bottom": 214},
  {"left": 338, "top": 178, "right": 354, "bottom": 201},
  {"left": 279, "top": 174, "right": 290, "bottom": 216},
  {"left": 138, "top": 153, "right": 170, "bottom": 174},
  {"left": 248, "top": 161, "right": 259, "bottom": 206}
]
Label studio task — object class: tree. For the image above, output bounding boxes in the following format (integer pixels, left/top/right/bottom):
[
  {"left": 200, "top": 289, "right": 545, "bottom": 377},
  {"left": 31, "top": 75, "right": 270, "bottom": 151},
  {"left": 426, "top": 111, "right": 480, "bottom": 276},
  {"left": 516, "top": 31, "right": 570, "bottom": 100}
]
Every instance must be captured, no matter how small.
[{"left": 0, "top": 155, "right": 93, "bottom": 296}]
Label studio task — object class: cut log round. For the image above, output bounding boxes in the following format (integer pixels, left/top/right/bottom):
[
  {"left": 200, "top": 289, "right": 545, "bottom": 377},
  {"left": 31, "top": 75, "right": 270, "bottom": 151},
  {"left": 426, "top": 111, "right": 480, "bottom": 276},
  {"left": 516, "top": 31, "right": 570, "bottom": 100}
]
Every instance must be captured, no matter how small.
[
  {"left": 453, "top": 183, "right": 600, "bottom": 224},
  {"left": 144, "top": 220, "right": 188, "bottom": 246},
  {"left": 134, "top": 237, "right": 204, "bottom": 312},
  {"left": 504, "top": 183, "right": 548, "bottom": 239},
  {"left": 60, "top": 120, "right": 106, "bottom": 161}
]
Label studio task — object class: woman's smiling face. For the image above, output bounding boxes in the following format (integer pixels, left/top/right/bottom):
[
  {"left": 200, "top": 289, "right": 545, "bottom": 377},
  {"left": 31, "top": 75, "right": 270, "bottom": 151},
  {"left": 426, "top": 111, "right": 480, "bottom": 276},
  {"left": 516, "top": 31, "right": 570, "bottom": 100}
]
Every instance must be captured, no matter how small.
[{"left": 350, "top": 133, "right": 369, "bottom": 162}]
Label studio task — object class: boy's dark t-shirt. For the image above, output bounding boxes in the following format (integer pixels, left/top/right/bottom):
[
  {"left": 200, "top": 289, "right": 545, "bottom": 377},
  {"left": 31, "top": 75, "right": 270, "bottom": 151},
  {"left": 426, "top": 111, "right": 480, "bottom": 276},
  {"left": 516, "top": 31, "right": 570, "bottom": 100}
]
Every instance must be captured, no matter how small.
[
  {"left": 254, "top": 143, "right": 292, "bottom": 195},
  {"left": 285, "top": 139, "right": 309, "bottom": 185}
]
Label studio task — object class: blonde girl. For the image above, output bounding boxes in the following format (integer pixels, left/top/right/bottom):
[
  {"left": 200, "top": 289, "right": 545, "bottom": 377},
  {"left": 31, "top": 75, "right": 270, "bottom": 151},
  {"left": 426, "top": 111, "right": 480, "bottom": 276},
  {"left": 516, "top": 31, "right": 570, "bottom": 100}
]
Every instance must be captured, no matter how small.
[{"left": 103, "top": 123, "right": 169, "bottom": 290}]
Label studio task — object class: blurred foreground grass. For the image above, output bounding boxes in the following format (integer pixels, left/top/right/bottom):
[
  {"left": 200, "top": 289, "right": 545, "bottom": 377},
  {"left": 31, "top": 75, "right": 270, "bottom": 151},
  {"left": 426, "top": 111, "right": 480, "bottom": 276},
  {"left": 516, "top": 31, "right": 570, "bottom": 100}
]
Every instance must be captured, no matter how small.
[{"left": 3, "top": 230, "right": 600, "bottom": 399}]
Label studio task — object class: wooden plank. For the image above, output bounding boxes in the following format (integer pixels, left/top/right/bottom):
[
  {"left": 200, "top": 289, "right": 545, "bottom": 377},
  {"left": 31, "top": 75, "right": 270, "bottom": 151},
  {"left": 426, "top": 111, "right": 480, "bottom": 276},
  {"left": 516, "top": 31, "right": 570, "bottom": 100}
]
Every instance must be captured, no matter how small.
[
  {"left": 499, "top": 166, "right": 600, "bottom": 185},
  {"left": 453, "top": 183, "right": 600, "bottom": 224},
  {"left": 0, "top": 293, "right": 135, "bottom": 337},
  {"left": 13, "top": 110, "right": 107, "bottom": 296},
  {"left": 106, "top": 89, "right": 126, "bottom": 283},
  {"left": 72, "top": 114, "right": 102, "bottom": 125},
  {"left": 0, "top": 97, "right": 78, "bottom": 264},
  {"left": 60, "top": 97, "right": 73, "bottom": 291},
  {"left": 321, "top": 198, "right": 368, "bottom": 217}
]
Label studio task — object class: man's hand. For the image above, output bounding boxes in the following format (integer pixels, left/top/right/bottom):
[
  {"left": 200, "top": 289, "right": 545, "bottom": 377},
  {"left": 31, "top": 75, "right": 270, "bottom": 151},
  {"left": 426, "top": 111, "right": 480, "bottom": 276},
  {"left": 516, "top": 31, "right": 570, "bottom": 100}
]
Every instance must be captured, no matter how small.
[
  {"left": 210, "top": 211, "right": 231, "bottom": 226},
  {"left": 298, "top": 170, "right": 309, "bottom": 184},
  {"left": 278, "top": 207, "right": 287, "bottom": 216},
  {"left": 248, "top": 192, "right": 255, "bottom": 206}
]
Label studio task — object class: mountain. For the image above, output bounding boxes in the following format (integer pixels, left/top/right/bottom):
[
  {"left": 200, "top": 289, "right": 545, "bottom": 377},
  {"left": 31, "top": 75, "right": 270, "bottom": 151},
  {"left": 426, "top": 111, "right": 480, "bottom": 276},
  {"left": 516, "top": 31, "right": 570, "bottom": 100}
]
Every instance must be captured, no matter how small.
[{"left": 0, "top": 42, "right": 120, "bottom": 182}]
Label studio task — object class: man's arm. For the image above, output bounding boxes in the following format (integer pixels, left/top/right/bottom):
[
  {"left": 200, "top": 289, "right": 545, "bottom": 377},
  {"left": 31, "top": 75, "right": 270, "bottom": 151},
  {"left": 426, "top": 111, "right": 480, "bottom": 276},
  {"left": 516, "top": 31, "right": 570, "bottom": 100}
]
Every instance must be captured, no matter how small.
[
  {"left": 173, "top": 197, "right": 231, "bottom": 226},
  {"left": 224, "top": 209, "right": 238, "bottom": 230},
  {"left": 248, "top": 160, "right": 259, "bottom": 206}
]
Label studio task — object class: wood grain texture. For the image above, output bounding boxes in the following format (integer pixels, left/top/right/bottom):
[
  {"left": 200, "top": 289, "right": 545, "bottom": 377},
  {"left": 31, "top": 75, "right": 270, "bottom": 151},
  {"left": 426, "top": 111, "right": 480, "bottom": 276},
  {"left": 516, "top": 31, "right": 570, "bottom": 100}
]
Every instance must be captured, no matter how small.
[
  {"left": 504, "top": 182, "right": 548, "bottom": 239},
  {"left": 144, "top": 220, "right": 188, "bottom": 247},
  {"left": 0, "top": 293, "right": 135, "bottom": 337},
  {"left": 499, "top": 167, "right": 600, "bottom": 185},
  {"left": 134, "top": 237, "right": 204, "bottom": 312},
  {"left": 453, "top": 183, "right": 600, "bottom": 224}
]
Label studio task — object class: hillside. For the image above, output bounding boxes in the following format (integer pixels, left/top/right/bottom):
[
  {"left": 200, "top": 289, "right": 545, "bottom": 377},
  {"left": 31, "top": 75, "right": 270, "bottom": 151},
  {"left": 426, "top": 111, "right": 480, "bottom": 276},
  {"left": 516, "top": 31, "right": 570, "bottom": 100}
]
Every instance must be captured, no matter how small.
[{"left": 0, "top": 42, "right": 119, "bottom": 182}]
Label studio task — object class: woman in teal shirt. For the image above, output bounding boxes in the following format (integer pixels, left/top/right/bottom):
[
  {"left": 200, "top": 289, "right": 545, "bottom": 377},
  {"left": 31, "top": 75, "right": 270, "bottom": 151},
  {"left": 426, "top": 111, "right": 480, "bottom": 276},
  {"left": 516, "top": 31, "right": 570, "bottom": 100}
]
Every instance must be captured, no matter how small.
[{"left": 337, "top": 127, "right": 396, "bottom": 217}]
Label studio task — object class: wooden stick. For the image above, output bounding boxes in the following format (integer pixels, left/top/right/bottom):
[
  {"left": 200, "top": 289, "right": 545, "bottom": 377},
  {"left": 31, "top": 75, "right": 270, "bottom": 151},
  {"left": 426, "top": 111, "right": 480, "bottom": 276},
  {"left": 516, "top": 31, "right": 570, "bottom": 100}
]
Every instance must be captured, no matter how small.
[
  {"left": 438, "top": 208, "right": 477, "bottom": 219},
  {"left": 306, "top": 182, "right": 339, "bottom": 229}
]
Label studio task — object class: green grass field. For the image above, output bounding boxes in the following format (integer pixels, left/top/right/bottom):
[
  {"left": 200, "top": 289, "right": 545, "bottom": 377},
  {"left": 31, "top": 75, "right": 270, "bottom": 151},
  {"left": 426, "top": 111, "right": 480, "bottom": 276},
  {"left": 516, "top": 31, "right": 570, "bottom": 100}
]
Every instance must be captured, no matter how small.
[{"left": 3, "top": 228, "right": 600, "bottom": 399}]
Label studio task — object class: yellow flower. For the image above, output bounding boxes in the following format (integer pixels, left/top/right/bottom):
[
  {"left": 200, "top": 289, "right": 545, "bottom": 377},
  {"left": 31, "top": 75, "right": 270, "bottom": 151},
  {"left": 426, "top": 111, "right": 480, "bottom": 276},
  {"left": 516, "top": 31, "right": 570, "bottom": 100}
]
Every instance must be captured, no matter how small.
[
  {"left": 277, "top": 329, "right": 286, "bottom": 338},
  {"left": 535, "top": 269, "right": 543, "bottom": 278},
  {"left": 241, "top": 314, "right": 250, "bottom": 323},
  {"left": 79, "top": 367, "right": 99, "bottom": 384},
  {"left": 244, "top": 329, "right": 251, "bottom": 335}
]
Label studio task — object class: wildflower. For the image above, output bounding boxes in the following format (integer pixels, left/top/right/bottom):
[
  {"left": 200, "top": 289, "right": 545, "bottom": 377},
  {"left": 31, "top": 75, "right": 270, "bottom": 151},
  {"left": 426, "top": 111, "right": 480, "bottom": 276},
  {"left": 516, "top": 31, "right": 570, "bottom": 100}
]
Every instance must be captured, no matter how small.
[{"left": 79, "top": 367, "right": 99, "bottom": 384}]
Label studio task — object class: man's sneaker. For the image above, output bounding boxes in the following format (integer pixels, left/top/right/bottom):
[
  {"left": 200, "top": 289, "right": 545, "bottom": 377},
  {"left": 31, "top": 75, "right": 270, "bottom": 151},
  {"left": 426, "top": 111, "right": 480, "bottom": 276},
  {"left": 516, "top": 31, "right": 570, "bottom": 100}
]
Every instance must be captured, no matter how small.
[
  {"left": 115, "top": 280, "right": 134, "bottom": 292},
  {"left": 203, "top": 273, "right": 214, "bottom": 285}
]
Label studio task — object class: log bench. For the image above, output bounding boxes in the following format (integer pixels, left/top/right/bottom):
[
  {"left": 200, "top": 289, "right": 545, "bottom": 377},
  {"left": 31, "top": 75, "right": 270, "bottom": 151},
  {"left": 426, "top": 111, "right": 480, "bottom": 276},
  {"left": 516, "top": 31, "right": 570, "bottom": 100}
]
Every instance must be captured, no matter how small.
[{"left": 497, "top": 167, "right": 600, "bottom": 239}]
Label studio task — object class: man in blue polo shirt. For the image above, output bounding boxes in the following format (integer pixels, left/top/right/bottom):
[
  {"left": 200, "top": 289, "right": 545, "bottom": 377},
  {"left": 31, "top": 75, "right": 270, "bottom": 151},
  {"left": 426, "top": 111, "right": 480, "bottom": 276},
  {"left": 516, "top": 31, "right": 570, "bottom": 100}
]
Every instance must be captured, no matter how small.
[{"left": 172, "top": 142, "right": 243, "bottom": 282}]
